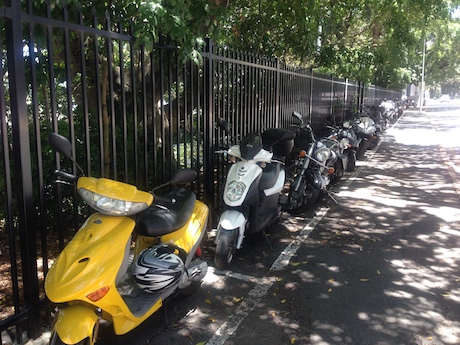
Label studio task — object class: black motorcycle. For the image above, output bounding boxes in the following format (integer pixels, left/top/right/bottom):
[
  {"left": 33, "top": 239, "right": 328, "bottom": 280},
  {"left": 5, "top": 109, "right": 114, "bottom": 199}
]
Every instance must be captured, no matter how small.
[{"left": 281, "top": 111, "right": 341, "bottom": 214}]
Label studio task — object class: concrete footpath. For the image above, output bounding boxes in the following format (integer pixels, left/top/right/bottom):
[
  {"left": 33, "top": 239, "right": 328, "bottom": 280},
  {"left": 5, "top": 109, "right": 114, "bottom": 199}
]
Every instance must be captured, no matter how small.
[{"left": 22, "top": 109, "right": 460, "bottom": 345}]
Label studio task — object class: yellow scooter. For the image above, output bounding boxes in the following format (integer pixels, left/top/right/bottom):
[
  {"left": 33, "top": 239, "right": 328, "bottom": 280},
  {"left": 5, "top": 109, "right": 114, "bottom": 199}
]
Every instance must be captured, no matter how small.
[{"left": 45, "top": 133, "right": 209, "bottom": 345}]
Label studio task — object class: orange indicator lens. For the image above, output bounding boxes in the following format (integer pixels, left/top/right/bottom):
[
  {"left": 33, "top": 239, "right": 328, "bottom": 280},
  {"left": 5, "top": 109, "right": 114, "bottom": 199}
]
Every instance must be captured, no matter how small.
[{"left": 86, "top": 286, "right": 110, "bottom": 302}]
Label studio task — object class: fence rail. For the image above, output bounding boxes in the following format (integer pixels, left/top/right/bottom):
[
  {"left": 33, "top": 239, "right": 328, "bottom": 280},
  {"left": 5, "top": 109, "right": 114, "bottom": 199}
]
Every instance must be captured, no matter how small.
[{"left": 0, "top": 1, "right": 400, "bottom": 342}]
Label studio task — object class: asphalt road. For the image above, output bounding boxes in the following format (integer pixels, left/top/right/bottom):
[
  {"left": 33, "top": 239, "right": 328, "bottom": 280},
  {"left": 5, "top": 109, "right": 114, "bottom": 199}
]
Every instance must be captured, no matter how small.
[{"left": 27, "top": 108, "right": 460, "bottom": 345}]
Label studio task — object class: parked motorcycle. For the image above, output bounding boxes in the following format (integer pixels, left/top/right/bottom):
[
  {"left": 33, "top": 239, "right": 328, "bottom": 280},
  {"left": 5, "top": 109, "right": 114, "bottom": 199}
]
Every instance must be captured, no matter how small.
[
  {"left": 281, "top": 111, "right": 342, "bottom": 214},
  {"left": 45, "top": 133, "right": 209, "bottom": 345},
  {"left": 325, "top": 122, "right": 358, "bottom": 172},
  {"left": 214, "top": 119, "right": 295, "bottom": 270},
  {"left": 351, "top": 113, "right": 378, "bottom": 158}
]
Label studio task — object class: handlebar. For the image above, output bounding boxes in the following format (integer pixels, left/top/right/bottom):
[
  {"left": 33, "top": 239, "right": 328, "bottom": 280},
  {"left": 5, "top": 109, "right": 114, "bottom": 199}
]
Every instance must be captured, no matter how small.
[{"left": 54, "top": 170, "right": 77, "bottom": 182}]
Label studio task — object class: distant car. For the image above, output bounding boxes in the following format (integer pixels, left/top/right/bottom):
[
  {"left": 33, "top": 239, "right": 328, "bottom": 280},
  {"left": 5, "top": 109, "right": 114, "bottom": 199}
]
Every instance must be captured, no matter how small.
[{"left": 440, "top": 94, "right": 450, "bottom": 102}]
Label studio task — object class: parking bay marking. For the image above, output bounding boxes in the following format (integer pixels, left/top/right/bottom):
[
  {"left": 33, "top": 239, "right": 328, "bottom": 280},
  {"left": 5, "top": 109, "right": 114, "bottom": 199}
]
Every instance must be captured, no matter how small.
[{"left": 206, "top": 206, "right": 329, "bottom": 345}]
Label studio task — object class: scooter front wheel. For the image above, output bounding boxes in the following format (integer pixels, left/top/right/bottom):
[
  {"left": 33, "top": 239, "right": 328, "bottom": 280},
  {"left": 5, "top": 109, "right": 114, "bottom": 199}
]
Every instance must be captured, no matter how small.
[
  {"left": 214, "top": 227, "right": 238, "bottom": 270},
  {"left": 49, "top": 332, "right": 91, "bottom": 345}
]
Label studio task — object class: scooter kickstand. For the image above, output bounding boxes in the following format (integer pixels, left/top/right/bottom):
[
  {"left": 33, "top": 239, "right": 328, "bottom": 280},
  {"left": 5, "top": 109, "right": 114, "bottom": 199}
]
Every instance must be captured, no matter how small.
[
  {"left": 262, "top": 230, "right": 274, "bottom": 251},
  {"left": 325, "top": 190, "right": 339, "bottom": 204}
]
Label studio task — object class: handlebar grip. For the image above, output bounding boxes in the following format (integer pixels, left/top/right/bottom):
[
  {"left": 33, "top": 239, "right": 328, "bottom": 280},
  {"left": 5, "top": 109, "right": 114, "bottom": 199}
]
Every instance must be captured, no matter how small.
[{"left": 54, "top": 170, "right": 77, "bottom": 181}]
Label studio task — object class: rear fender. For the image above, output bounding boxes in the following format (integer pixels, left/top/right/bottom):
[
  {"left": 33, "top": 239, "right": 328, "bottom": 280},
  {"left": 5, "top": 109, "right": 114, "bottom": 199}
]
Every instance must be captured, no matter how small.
[{"left": 53, "top": 305, "right": 98, "bottom": 345}]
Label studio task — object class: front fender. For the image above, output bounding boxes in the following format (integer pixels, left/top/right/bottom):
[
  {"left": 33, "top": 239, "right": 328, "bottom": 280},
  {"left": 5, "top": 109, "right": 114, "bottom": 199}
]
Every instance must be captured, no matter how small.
[
  {"left": 53, "top": 305, "right": 98, "bottom": 344},
  {"left": 308, "top": 170, "right": 323, "bottom": 189},
  {"left": 218, "top": 210, "right": 247, "bottom": 249},
  {"left": 218, "top": 210, "right": 246, "bottom": 230}
]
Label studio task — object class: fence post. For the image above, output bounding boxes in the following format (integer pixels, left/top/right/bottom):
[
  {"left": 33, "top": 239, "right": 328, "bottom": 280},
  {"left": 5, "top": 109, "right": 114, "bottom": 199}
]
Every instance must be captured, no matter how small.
[
  {"left": 309, "top": 69, "right": 314, "bottom": 124},
  {"left": 275, "top": 57, "right": 280, "bottom": 127},
  {"left": 4, "top": 0, "right": 41, "bottom": 339},
  {"left": 203, "top": 38, "right": 215, "bottom": 210}
]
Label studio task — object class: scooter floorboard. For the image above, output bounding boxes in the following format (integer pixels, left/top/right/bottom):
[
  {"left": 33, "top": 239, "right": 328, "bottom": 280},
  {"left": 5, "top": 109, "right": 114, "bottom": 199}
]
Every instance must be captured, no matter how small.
[{"left": 116, "top": 253, "right": 163, "bottom": 318}]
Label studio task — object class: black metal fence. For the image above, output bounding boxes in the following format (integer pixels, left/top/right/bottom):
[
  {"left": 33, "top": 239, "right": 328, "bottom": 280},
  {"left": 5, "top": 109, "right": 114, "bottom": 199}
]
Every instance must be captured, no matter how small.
[{"left": 0, "top": 1, "right": 400, "bottom": 343}]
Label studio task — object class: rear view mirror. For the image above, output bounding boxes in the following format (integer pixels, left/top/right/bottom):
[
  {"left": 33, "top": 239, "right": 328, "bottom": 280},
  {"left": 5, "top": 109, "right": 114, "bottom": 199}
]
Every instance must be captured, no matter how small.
[{"left": 49, "top": 133, "right": 73, "bottom": 160}]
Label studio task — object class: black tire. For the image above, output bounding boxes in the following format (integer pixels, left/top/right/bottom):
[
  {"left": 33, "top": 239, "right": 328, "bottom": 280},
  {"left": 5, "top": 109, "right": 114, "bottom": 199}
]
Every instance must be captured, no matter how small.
[
  {"left": 347, "top": 151, "right": 356, "bottom": 172},
  {"left": 356, "top": 139, "right": 368, "bottom": 160},
  {"left": 177, "top": 245, "right": 205, "bottom": 298},
  {"left": 49, "top": 331, "right": 91, "bottom": 345},
  {"left": 288, "top": 180, "right": 320, "bottom": 215},
  {"left": 331, "top": 160, "right": 344, "bottom": 185},
  {"left": 214, "top": 228, "right": 238, "bottom": 270}
]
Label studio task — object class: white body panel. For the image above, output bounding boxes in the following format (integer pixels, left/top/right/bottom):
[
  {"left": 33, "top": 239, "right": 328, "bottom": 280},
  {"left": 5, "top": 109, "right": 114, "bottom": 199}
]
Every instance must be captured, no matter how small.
[
  {"left": 218, "top": 209, "right": 247, "bottom": 249},
  {"left": 264, "top": 169, "right": 285, "bottom": 196},
  {"left": 223, "top": 161, "right": 263, "bottom": 207}
]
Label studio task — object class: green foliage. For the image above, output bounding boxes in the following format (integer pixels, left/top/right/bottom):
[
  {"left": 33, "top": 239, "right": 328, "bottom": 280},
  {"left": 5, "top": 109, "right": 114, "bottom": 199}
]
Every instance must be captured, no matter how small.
[
  {"left": 30, "top": 0, "right": 223, "bottom": 62},
  {"left": 214, "top": 0, "right": 458, "bottom": 89}
]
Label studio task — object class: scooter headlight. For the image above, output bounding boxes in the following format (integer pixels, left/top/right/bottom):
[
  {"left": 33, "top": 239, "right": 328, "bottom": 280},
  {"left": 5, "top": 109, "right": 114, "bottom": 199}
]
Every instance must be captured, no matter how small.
[
  {"left": 226, "top": 181, "right": 246, "bottom": 202},
  {"left": 315, "top": 147, "right": 330, "bottom": 162},
  {"left": 79, "top": 188, "right": 150, "bottom": 216}
]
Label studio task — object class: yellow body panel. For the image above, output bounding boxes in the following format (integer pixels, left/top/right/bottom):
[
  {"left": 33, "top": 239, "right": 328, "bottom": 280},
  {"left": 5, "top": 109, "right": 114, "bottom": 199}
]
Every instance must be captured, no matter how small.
[
  {"left": 53, "top": 305, "right": 98, "bottom": 344},
  {"left": 45, "top": 214, "right": 135, "bottom": 302},
  {"left": 77, "top": 177, "right": 154, "bottom": 204}
]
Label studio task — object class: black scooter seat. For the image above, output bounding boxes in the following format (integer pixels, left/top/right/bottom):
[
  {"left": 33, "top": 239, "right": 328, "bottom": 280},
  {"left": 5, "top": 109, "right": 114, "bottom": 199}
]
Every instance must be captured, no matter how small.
[{"left": 135, "top": 188, "right": 196, "bottom": 237}]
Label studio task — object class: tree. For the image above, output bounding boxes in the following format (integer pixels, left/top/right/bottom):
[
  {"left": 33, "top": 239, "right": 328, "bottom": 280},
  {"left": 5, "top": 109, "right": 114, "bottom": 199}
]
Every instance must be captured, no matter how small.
[{"left": 213, "top": 0, "right": 458, "bottom": 89}]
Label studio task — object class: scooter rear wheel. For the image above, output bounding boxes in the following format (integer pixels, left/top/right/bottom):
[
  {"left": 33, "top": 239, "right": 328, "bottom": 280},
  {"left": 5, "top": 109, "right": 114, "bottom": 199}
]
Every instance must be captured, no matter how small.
[
  {"left": 49, "top": 332, "right": 91, "bottom": 345},
  {"left": 214, "top": 228, "right": 238, "bottom": 270},
  {"left": 177, "top": 245, "right": 205, "bottom": 298}
]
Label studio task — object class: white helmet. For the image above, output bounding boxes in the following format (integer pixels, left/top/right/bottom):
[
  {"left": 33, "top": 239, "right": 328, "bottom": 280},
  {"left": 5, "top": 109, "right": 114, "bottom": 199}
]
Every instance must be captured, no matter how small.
[{"left": 132, "top": 244, "right": 185, "bottom": 293}]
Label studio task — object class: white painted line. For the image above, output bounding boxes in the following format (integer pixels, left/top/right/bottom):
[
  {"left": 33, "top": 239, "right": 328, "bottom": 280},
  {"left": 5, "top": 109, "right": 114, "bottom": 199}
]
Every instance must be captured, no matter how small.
[
  {"left": 270, "top": 206, "right": 329, "bottom": 271},
  {"left": 205, "top": 276, "right": 277, "bottom": 345}
]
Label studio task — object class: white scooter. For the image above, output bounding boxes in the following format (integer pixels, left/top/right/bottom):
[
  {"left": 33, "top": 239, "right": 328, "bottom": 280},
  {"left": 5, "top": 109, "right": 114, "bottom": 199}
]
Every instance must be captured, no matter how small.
[{"left": 214, "top": 119, "right": 295, "bottom": 269}]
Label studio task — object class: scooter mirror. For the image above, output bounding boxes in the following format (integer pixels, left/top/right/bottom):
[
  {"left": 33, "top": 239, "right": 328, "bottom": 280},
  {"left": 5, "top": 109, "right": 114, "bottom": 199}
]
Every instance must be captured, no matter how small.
[
  {"left": 49, "top": 133, "right": 73, "bottom": 160},
  {"left": 217, "top": 117, "right": 229, "bottom": 132},
  {"left": 170, "top": 168, "right": 197, "bottom": 185},
  {"left": 291, "top": 111, "right": 303, "bottom": 124}
]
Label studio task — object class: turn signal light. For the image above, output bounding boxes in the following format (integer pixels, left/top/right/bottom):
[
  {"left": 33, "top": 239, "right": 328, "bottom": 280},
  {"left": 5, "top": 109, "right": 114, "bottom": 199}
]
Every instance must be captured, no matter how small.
[
  {"left": 299, "top": 150, "right": 307, "bottom": 158},
  {"left": 86, "top": 286, "right": 110, "bottom": 302},
  {"left": 327, "top": 167, "right": 335, "bottom": 175}
]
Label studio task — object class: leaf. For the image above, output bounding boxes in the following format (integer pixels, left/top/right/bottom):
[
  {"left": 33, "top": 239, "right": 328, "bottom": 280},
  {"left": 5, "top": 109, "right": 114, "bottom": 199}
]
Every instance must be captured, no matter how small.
[
  {"left": 291, "top": 338, "right": 296, "bottom": 344},
  {"left": 328, "top": 288, "right": 332, "bottom": 292},
  {"left": 342, "top": 250, "right": 349, "bottom": 253},
  {"left": 377, "top": 270, "right": 381, "bottom": 275},
  {"left": 328, "top": 278, "right": 334, "bottom": 282},
  {"left": 208, "top": 317, "right": 216, "bottom": 322},
  {"left": 280, "top": 299, "right": 286, "bottom": 303},
  {"left": 360, "top": 279, "right": 369, "bottom": 282},
  {"left": 277, "top": 277, "right": 284, "bottom": 282},
  {"left": 196, "top": 342, "right": 207, "bottom": 345},
  {"left": 204, "top": 299, "right": 212, "bottom": 304},
  {"left": 233, "top": 297, "right": 242, "bottom": 303},
  {"left": 291, "top": 262, "right": 301, "bottom": 266}
]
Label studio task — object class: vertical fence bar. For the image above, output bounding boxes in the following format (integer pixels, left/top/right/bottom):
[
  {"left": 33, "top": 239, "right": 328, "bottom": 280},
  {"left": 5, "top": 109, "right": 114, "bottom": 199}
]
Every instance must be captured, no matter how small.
[
  {"left": 5, "top": 0, "right": 41, "bottom": 338},
  {"left": 204, "top": 38, "right": 215, "bottom": 208},
  {"left": 0, "top": 16, "right": 21, "bottom": 338}
]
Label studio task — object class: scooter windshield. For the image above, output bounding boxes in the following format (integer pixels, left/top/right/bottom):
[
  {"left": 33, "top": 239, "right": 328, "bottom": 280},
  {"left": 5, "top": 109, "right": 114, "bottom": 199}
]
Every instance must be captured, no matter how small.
[{"left": 239, "top": 132, "right": 263, "bottom": 160}]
